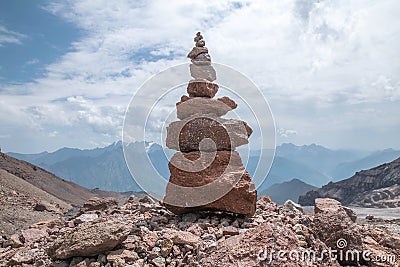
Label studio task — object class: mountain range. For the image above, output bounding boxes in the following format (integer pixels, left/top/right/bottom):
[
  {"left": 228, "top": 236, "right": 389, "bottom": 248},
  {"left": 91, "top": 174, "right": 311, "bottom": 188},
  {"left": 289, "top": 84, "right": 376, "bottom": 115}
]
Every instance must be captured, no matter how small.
[
  {"left": 299, "top": 156, "right": 400, "bottom": 208},
  {"left": 8, "top": 142, "right": 400, "bottom": 204}
]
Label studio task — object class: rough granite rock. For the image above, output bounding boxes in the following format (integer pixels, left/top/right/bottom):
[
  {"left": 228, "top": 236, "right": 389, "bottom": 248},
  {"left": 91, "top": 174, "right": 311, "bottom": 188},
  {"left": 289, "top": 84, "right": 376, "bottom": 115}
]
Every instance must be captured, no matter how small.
[
  {"left": 163, "top": 229, "right": 201, "bottom": 246},
  {"left": 187, "top": 47, "right": 208, "bottom": 60},
  {"left": 81, "top": 197, "right": 118, "bottom": 212},
  {"left": 21, "top": 228, "right": 48, "bottom": 244},
  {"left": 163, "top": 151, "right": 257, "bottom": 217},
  {"left": 196, "top": 39, "right": 205, "bottom": 47},
  {"left": 176, "top": 96, "right": 237, "bottom": 120},
  {"left": 187, "top": 79, "right": 219, "bottom": 98},
  {"left": 166, "top": 116, "right": 252, "bottom": 152},
  {"left": 222, "top": 226, "right": 239, "bottom": 236},
  {"left": 362, "top": 226, "right": 400, "bottom": 267},
  {"left": 194, "top": 32, "right": 203, "bottom": 43},
  {"left": 190, "top": 64, "right": 216, "bottom": 81},
  {"left": 192, "top": 53, "right": 211, "bottom": 65},
  {"left": 48, "top": 219, "right": 130, "bottom": 259},
  {"left": 312, "top": 198, "right": 365, "bottom": 266}
]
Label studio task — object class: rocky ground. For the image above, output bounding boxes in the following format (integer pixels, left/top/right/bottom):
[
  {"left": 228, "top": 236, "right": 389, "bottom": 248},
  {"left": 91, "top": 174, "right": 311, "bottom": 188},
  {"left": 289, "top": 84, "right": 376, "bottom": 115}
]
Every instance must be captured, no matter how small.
[{"left": 1, "top": 196, "right": 399, "bottom": 267}]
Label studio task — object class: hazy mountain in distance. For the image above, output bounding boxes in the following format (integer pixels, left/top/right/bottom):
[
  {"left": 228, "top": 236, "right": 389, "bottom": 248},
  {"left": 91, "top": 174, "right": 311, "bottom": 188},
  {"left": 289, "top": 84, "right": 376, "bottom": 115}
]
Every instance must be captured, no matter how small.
[
  {"left": 248, "top": 156, "right": 330, "bottom": 191},
  {"left": 10, "top": 142, "right": 330, "bottom": 193},
  {"left": 8, "top": 141, "right": 170, "bottom": 192},
  {"left": 46, "top": 144, "right": 139, "bottom": 192},
  {"left": 276, "top": 143, "right": 366, "bottom": 176},
  {"left": 260, "top": 178, "right": 317, "bottom": 205},
  {"left": 331, "top": 148, "right": 400, "bottom": 181},
  {"left": 8, "top": 144, "right": 118, "bottom": 166},
  {"left": 8, "top": 142, "right": 398, "bottom": 194}
]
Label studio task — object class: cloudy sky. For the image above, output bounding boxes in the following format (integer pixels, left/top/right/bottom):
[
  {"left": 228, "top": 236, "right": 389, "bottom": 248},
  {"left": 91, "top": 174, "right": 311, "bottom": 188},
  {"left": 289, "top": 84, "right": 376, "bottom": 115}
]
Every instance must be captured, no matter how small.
[{"left": 0, "top": 0, "right": 399, "bottom": 153}]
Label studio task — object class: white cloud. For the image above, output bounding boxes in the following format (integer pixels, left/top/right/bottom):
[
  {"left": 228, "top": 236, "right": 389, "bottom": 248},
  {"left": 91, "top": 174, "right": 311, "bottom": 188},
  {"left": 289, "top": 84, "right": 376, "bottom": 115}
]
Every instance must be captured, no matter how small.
[
  {"left": 1, "top": 0, "right": 400, "bottom": 152},
  {"left": 48, "top": 131, "right": 59, "bottom": 137},
  {"left": 278, "top": 128, "right": 298, "bottom": 138},
  {"left": 25, "top": 58, "right": 39, "bottom": 65},
  {"left": 0, "top": 25, "right": 26, "bottom": 47}
]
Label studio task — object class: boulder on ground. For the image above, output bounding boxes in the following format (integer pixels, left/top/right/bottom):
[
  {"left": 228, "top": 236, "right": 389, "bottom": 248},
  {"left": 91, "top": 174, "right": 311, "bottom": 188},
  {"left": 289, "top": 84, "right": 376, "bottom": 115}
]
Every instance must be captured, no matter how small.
[
  {"left": 82, "top": 197, "right": 118, "bottom": 212},
  {"left": 48, "top": 219, "right": 130, "bottom": 259},
  {"left": 312, "top": 198, "right": 365, "bottom": 266}
]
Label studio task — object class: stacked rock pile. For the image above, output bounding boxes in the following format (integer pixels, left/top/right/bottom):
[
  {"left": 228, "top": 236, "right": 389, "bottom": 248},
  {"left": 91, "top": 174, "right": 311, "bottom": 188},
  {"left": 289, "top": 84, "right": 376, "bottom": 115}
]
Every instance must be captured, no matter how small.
[{"left": 163, "top": 32, "right": 257, "bottom": 217}]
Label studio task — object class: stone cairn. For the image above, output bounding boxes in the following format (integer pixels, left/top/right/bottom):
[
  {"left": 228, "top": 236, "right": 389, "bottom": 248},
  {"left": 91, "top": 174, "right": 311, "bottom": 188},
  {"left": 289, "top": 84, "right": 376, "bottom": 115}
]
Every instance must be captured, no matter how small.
[{"left": 163, "top": 32, "right": 257, "bottom": 217}]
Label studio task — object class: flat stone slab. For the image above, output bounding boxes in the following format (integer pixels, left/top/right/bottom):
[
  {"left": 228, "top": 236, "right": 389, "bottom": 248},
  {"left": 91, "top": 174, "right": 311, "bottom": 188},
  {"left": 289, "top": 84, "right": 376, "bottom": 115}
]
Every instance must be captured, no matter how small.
[
  {"left": 166, "top": 115, "right": 252, "bottom": 152},
  {"left": 176, "top": 96, "right": 237, "bottom": 120},
  {"left": 190, "top": 64, "right": 216, "bottom": 81}
]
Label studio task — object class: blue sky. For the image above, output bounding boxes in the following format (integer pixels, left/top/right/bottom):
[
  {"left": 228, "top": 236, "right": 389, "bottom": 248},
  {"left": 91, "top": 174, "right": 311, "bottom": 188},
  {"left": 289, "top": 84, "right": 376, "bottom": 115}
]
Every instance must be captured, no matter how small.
[
  {"left": 0, "top": 0, "right": 81, "bottom": 83},
  {"left": 0, "top": 0, "right": 399, "bottom": 153}
]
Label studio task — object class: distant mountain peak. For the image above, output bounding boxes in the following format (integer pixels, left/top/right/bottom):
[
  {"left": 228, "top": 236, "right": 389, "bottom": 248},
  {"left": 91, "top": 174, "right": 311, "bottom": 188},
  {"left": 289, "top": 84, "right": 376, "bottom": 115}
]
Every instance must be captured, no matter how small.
[
  {"left": 260, "top": 178, "right": 317, "bottom": 205},
  {"left": 279, "top": 143, "right": 329, "bottom": 151}
]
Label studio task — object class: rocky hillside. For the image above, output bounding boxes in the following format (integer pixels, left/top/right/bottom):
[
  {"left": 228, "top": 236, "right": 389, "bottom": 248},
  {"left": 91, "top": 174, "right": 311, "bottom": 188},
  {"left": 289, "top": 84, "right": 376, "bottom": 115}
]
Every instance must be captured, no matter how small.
[
  {"left": 299, "top": 157, "right": 400, "bottom": 208},
  {"left": 0, "top": 151, "right": 102, "bottom": 206},
  {"left": 0, "top": 152, "right": 136, "bottom": 206},
  {"left": 0, "top": 152, "right": 142, "bottom": 240},
  {"left": 1, "top": 196, "right": 399, "bottom": 266},
  {"left": 0, "top": 169, "right": 72, "bottom": 238},
  {"left": 8, "top": 141, "right": 158, "bottom": 192}
]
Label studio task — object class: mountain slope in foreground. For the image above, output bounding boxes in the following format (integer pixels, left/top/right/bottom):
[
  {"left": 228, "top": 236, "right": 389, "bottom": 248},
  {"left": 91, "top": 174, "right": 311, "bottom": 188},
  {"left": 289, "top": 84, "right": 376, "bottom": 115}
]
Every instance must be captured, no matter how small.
[
  {"left": 0, "top": 169, "right": 72, "bottom": 237},
  {"left": 299, "top": 157, "right": 400, "bottom": 207}
]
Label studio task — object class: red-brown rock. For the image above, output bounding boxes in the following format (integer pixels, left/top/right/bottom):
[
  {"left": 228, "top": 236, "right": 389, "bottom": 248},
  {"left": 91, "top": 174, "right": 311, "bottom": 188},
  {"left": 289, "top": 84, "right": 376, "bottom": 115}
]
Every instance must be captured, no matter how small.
[
  {"left": 312, "top": 198, "right": 365, "bottom": 266},
  {"left": 217, "top": 96, "right": 238, "bottom": 109},
  {"left": 222, "top": 226, "right": 239, "bottom": 236},
  {"left": 176, "top": 96, "right": 237, "bottom": 120},
  {"left": 48, "top": 219, "right": 130, "bottom": 259},
  {"left": 187, "top": 79, "right": 218, "bottom": 98},
  {"left": 163, "top": 229, "right": 201, "bottom": 245},
  {"left": 82, "top": 197, "right": 118, "bottom": 212},
  {"left": 166, "top": 115, "right": 252, "bottom": 152},
  {"left": 21, "top": 229, "right": 48, "bottom": 244},
  {"left": 187, "top": 47, "right": 208, "bottom": 59},
  {"left": 163, "top": 151, "right": 257, "bottom": 217},
  {"left": 189, "top": 64, "right": 216, "bottom": 81},
  {"left": 191, "top": 53, "right": 211, "bottom": 65}
]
